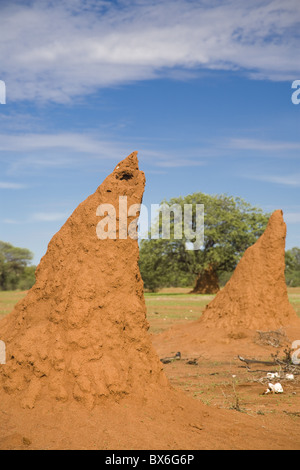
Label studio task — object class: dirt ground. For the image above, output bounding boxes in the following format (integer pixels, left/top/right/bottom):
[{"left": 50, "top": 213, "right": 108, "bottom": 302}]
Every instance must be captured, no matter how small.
[{"left": 147, "top": 287, "right": 300, "bottom": 448}]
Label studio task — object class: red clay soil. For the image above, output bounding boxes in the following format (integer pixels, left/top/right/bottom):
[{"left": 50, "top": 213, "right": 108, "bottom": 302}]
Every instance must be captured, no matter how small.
[
  {"left": 153, "top": 210, "right": 300, "bottom": 361},
  {"left": 0, "top": 156, "right": 299, "bottom": 450},
  {"left": 190, "top": 266, "right": 220, "bottom": 294}
]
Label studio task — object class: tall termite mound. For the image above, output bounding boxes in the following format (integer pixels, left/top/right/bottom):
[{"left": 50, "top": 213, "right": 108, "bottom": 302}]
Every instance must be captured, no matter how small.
[
  {"left": 200, "top": 210, "right": 298, "bottom": 331},
  {"left": 0, "top": 152, "right": 167, "bottom": 409},
  {"left": 190, "top": 266, "right": 220, "bottom": 295}
]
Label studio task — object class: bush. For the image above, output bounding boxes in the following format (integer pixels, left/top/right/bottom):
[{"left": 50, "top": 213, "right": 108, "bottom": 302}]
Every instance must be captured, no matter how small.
[
  {"left": 286, "top": 270, "right": 300, "bottom": 287},
  {"left": 17, "top": 266, "right": 36, "bottom": 290},
  {"left": 0, "top": 241, "right": 35, "bottom": 291}
]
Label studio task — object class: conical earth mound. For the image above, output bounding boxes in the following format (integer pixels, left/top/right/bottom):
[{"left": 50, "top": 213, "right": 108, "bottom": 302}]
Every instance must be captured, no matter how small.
[
  {"left": 152, "top": 210, "right": 299, "bottom": 361},
  {"left": 0, "top": 152, "right": 167, "bottom": 410},
  {"left": 200, "top": 210, "right": 297, "bottom": 331}
]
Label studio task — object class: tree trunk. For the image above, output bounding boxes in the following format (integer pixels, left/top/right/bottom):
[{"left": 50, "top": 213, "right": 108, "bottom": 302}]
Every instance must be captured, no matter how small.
[{"left": 190, "top": 266, "right": 220, "bottom": 294}]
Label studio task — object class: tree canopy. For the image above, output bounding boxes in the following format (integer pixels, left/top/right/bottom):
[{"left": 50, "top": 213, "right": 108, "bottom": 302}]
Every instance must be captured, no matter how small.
[
  {"left": 285, "top": 247, "right": 300, "bottom": 286},
  {"left": 139, "top": 193, "right": 270, "bottom": 292}
]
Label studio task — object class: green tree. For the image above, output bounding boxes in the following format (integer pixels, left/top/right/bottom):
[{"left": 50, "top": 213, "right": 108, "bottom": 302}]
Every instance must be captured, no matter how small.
[
  {"left": 285, "top": 247, "right": 300, "bottom": 286},
  {"left": 18, "top": 265, "right": 37, "bottom": 290},
  {"left": 139, "top": 238, "right": 194, "bottom": 292},
  {"left": 0, "top": 241, "right": 35, "bottom": 290},
  {"left": 139, "top": 193, "right": 270, "bottom": 293}
]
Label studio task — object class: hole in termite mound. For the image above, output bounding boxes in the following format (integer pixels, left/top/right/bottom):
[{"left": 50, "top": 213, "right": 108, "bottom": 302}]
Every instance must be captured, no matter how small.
[{"left": 116, "top": 171, "right": 134, "bottom": 181}]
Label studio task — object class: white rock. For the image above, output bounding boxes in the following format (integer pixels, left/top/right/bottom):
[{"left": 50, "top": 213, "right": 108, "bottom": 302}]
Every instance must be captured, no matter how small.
[
  {"left": 267, "top": 383, "right": 283, "bottom": 394},
  {"left": 273, "top": 383, "right": 284, "bottom": 394},
  {"left": 286, "top": 374, "right": 295, "bottom": 381},
  {"left": 267, "top": 372, "right": 280, "bottom": 379}
]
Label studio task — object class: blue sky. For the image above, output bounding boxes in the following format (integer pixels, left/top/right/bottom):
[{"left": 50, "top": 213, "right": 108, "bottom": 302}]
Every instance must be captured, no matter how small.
[{"left": 0, "top": 0, "right": 300, "bottom": 264}]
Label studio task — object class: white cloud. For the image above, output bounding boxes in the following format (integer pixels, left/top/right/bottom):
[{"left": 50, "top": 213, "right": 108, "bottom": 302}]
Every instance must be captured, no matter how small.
[
  {"left": 284, "top": 212, "right": 300, "bottom": 223},
  {"left": 1, "top": 131, "right": 299, "bottom": 176},
  {"left": 0, "top": 132, "right": 118, "bottom": 154},
  {"left": 2, "top": 218, "right": 20, "bottom": 224},
  {"left": 0, "top": 131, "right": 208, "bottom": 171},
  {"left": 0, "top": 132, "right": 126, "bottom": 172},
  {"left": 1, "top": 0, "right": 300, "bottom": 103},
  {"left": 250, "top": 173, "right": 300, "bottom": 186},
  {"left": 32, "top": 212, "right": 70, "bottom": 222},
  {"left": 228, "top": 138, "right": 300, "bottom": 152}
]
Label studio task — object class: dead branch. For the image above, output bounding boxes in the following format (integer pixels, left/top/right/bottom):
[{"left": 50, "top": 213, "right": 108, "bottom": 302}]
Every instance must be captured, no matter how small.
[{"left": 238, "top": 355, "right": 277, "bottom": 366}]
